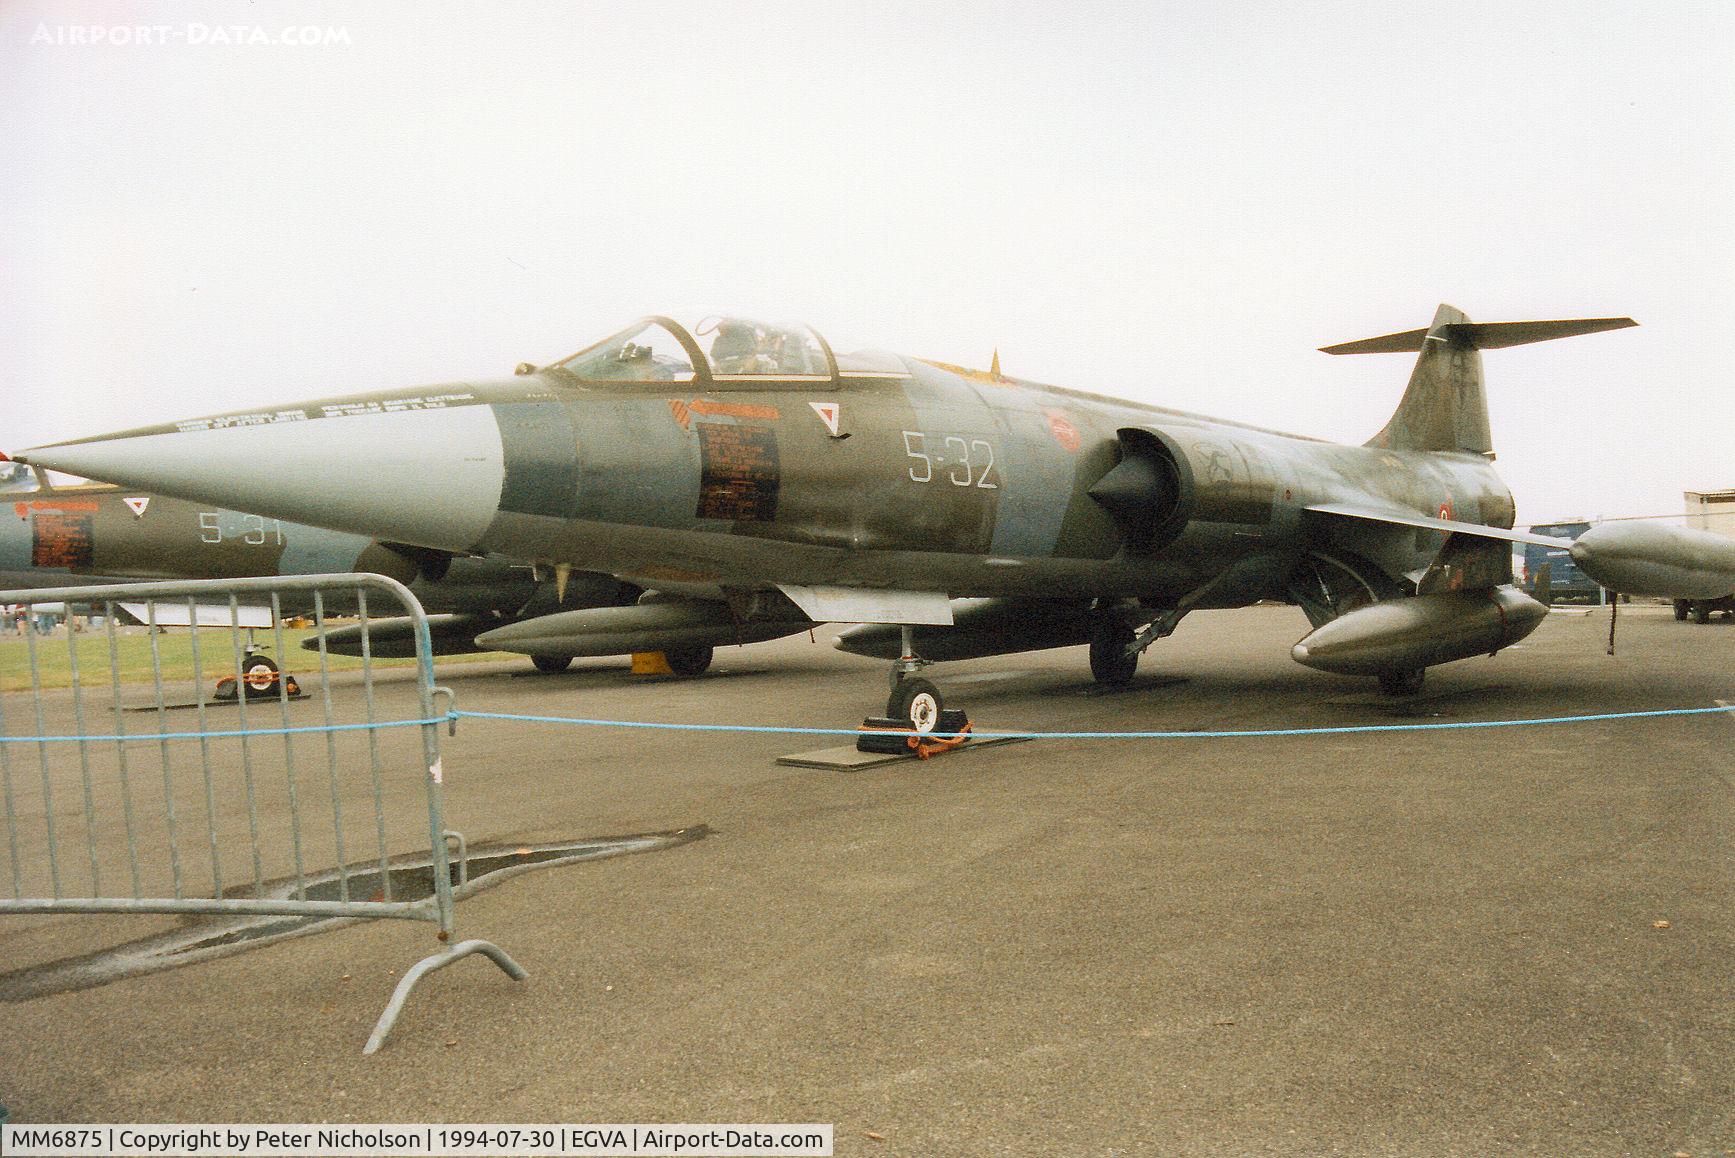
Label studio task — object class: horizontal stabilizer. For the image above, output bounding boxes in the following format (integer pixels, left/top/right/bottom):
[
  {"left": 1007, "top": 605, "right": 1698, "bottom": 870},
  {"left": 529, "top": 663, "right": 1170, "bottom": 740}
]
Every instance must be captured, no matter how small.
[
  {"left": 1306, "top": 502, "right": 1568, "bottom": 547},
  {"left": 1322, "top": 317, "right": 1636, "bottom": 355}
]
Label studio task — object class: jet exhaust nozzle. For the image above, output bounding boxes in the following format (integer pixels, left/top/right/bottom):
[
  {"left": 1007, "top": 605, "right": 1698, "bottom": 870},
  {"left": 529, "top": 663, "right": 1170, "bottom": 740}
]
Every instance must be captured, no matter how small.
[
  {"left": 1290, "top": 587, "right": 1547, "bottom": 677},
  {"left": 1568, "top": 522, "right": 1735, "bottom": 599}
]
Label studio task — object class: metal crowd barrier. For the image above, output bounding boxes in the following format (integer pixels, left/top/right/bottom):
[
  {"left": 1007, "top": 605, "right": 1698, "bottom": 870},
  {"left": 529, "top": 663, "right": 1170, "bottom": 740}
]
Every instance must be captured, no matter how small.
[{"left": 0, "top": 573, "right": 523, "bottom": 1054}]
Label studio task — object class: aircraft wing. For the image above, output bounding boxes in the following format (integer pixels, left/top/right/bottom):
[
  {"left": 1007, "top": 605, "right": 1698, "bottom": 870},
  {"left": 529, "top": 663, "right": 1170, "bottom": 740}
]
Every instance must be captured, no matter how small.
[
  {"left": 1305, "top": 502, "right": 1571, "bottom": 547},
  {"left": 117, "top": 601, "right": 275, "bottom": 628},
  {"left": 775, "top": 584, "right": 954, "bottom": 625}
]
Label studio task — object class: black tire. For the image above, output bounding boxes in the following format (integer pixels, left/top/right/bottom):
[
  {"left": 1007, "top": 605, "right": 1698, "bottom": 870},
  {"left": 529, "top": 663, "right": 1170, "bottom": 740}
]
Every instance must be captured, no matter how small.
[
  {"left": 1674, "top": 599, "right": 1690, "bottom": 621},
  {"left": 1088, "top": 618, "right": 1138, "bottom": 687},
  {"left": 886, "top": 677, "right": 944, "bottom": 734},
  {"left": 531, "top": 654, "right": 574, "bottom": 674},
  {"left": 241, "top": 654, "right": 279, "bottom": 699},
  {"left": 664, "top": 644, "right": 714, "bottom": 677},
  {"left": 1693, "top": 602, "right": 1711, "bottom": 624},
  {"left": 1378, "top": 668, "right": 1425, "bottom": 696}
]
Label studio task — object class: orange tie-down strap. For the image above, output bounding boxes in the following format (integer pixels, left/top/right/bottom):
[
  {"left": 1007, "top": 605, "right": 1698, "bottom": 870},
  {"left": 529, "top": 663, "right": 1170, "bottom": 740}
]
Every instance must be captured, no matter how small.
[{"left": 907, "top": 722, "right": 972, "bottom": 760}]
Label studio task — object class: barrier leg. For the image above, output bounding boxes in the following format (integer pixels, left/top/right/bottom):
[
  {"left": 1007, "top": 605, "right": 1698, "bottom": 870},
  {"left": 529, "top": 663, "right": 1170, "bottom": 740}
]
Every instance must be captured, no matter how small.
[{"left": 363, "top": 939, "right": 528, "bottom": 1055}]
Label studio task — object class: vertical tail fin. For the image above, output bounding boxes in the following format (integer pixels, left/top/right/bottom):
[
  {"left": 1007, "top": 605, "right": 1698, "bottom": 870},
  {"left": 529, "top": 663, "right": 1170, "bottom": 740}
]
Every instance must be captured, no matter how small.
[{"left": 1321, "top": 305, "right": 1636, "bottom": 456}]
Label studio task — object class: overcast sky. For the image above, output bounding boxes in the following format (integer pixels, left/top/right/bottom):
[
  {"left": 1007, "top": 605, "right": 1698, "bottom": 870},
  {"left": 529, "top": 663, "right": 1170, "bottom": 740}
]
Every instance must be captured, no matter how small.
[{"left": 2, "top": 1, "right": 1730, "bottom": 526}]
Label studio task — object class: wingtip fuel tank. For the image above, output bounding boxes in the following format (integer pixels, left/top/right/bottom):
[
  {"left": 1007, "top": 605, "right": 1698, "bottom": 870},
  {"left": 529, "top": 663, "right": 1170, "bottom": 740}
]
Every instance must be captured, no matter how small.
[{"left": 1568, "top": 522, "right": 1735, "bottom": 600}]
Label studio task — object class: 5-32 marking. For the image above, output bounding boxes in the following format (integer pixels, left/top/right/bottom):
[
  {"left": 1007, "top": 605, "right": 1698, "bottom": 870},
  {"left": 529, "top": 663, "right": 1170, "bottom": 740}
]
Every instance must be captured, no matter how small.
[{"left": 902, "top": 430, "right": 999, "bottom": 489}]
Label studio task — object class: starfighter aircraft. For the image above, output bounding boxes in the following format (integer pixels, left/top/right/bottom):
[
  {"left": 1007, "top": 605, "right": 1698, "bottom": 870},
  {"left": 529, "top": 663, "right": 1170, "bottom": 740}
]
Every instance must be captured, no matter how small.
[
  {"left": 17, "top": 306, "right": 1735, "bottom": 731},
  {"left": 0, "top": 466, "right": 635, "bottom": 667}
]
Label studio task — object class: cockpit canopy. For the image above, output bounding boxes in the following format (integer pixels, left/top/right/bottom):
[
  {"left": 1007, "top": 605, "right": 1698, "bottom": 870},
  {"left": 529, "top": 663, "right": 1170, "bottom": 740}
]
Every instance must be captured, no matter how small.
[
  {"left": 0, "top": 462, "right": 43, "bottom": 493},
  {"left": 551, "top": 315, "right": 836, "bottom": 384}
]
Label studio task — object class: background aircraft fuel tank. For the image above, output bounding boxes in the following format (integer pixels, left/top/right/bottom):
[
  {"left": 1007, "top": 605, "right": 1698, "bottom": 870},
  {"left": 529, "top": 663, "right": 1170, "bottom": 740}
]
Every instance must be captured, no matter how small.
[
  {"left": 1290, "top": 587, "right": 1547, "bottom": 676},
  {"left": 835, "top": 598, "right": 1103, "bottom": 661},
  {"left": 472, "top": 599, "right": 812, "bottom": 657},
  {"left": 309, "top": 613, "right": 499, "bottom": 659},
  {"left": 1568, "top": 522, "right": 1735, "bottom": 599}
]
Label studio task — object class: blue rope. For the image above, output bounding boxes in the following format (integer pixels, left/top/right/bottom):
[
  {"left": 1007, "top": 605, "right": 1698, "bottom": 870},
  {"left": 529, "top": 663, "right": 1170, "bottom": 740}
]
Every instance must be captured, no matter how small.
[
  {"left": 446, "top": 704, "right": 1735, "bottom": 740},
  {"left": 0, "top": 717, "right": 448, "bottom": 744},
  {"left": 3, "top": 703, "right": 1732, "bottom": 745}
]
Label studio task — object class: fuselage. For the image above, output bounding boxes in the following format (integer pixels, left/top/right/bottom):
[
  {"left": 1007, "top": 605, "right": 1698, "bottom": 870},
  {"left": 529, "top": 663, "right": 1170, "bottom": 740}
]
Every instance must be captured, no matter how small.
[{"left": 18, "top": 340, "right": 1515, "bottom": 613}]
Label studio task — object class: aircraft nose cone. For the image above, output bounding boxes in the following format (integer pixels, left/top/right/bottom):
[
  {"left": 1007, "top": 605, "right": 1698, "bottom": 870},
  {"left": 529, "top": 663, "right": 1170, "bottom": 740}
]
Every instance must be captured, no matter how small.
[{"left": 18, "top": 393, "right": 507, "bottom": 552}]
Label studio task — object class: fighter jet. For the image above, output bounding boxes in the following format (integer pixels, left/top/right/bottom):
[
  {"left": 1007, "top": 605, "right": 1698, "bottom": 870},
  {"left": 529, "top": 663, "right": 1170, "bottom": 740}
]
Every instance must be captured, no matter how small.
[
  {"left": 15, "top": 306, "right": 1731, "bottom": 730},
  {"left": 0, "top": 466, "right": 636, "bottom": 668}
]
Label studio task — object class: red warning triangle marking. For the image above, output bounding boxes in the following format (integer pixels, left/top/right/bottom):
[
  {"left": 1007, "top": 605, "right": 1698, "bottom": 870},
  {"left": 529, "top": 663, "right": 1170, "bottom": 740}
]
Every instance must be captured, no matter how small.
[
  {"left": 123, "top": 496, "right": 151, "bottom": 518},
  {"left": 809, "top": 401, "right": 841, "bottom": 436}
]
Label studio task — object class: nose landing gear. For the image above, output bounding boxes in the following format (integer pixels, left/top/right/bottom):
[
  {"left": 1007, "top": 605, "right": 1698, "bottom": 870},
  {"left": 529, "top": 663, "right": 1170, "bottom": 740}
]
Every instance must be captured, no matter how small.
[
  {"left": 885, "top": 625, "right": 944, "bottom": 732},
  {"left": 887, "top": 675, "right": 943, "bottom": 733},
  {"left": 859, "top": 625, "right": 971, "bottom": 758},
  {"left": 214, "top": 651, "right": 304, "bottom": 701}
]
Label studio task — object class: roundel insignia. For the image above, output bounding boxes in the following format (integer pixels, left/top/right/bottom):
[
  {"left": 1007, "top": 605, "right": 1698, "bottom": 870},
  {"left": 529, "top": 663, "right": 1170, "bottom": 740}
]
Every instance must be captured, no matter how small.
[
  {"left": 1437, "top": 501, "right": 1453, "bottom": 520},
  {"left": 1044, "top": 409, "right": 1081, "bottom": 452},
  {"left": 123, "top": 496, "right": 151, "bottom": 518},
  {"left": 1194, "top": 442, "right": 1234, "bottom": 483}
]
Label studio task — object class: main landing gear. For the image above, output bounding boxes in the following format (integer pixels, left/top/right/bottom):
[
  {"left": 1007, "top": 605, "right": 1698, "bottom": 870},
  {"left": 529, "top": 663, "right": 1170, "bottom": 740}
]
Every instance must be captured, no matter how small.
[
  {"left": 1378, "top": 668, "right": 1426, "bottom": 696},
  {"left": 529, "top": 645, "right": 713, "bottom": 677},
  {"left": 1088, "top": 605, "right": 1187, "bottom": 689},
  {"left": 1088, "top": 617, "right": 1137, "bottom": 687}
]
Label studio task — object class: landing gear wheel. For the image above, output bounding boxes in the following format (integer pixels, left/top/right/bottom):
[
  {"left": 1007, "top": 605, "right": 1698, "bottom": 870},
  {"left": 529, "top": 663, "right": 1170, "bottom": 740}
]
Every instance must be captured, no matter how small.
[
  {"left": 1694, "top": 602, "right": 1711, "bottom": 624},
  {"left": 1674, "top": 599, "right": 1690, "bottom": 621},
  {"left": 663, "top": 644, "right": 714, "bottom": 677},
  {"left": 241, "top": 654, "right": 279, "bottom": 699},
  {"left": 1089, "top": 618, "right": 1138, "bottom": 687},
  {"left": 886, "top": 677, "right": 943, "bottom": 734},
  {"left": 1378, "top": 668, "right": 1426, "bottom": 696},
  {"left": 531, "top": 654, "right": 574, "bottom": 674}
]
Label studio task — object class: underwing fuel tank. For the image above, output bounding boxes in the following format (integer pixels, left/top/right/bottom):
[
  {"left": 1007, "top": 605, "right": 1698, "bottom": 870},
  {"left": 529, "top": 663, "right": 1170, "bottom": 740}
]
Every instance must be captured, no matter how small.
[
  {"left": 1290, "top": 587, "right": 1547, "bottom": 677},
  {"left": 472, "top": 599, "right": 812, "bottom": 658},
  {"left": 309, "top": 613, "right": 499, "bottom": 659},
  {"left": 1568, "top": 522, "right": 1735, "bottom": 599}
]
